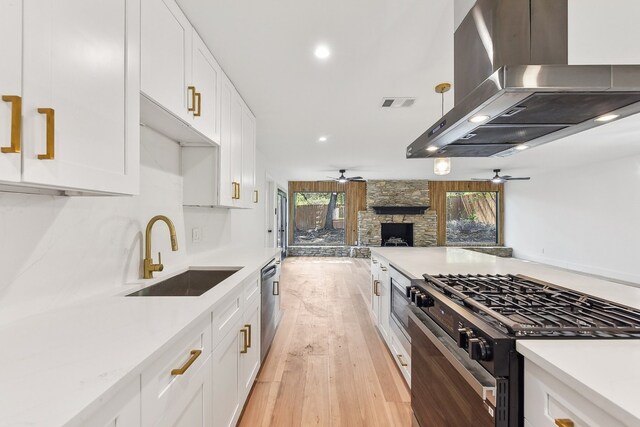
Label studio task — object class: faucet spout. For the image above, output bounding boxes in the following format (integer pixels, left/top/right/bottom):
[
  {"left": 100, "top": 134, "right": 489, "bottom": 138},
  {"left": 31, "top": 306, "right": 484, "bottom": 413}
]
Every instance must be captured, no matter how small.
[{"left": 143, "top": 215, "right": 178, "bottom": 279}]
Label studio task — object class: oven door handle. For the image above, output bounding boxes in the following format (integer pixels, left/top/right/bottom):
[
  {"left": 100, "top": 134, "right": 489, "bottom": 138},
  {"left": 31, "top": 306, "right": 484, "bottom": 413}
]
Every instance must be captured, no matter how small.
[{"left": 408, "top": 308, "right": 496, "bottom": 403}]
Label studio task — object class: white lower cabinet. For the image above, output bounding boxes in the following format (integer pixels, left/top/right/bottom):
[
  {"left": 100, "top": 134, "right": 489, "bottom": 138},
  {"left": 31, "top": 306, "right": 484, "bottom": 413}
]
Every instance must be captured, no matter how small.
[
  {"left": 211, "top": 318, "right": 243, "bottom": 427},
  {"left": 141, "top": 317, "right": 212, "bottom": 427},
  {"left": 68, "top": 379, "right": 140, "bottom": 427},
  {"left": 240, "top": 297, "right": 261, "bottom": 400},
  {"left": 524, "top": 359, "right": 624, "bottom": 427}
]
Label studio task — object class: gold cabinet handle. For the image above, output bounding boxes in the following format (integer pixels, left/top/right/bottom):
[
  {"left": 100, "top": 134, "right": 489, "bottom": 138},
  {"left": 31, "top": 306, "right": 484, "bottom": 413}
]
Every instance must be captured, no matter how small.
[
  {"left": 1, "top": 95, "right": 21, "bottom": 154},
  {"left": 187, "top": 86, "right": 196, "bottom": 112},
  {"left": 170, "top": 349, "right": 202, "bottom": 376},
  {"left": 275, "top": 259, "right": 281, "bottom": 265},
  {"left": 240, "top": 327, "right": 249, "bottom": 353},
  {"left": 194, "top": 91, "right": 201, "bottom": 117},
  {"left": 37, "top": 108, "right": 55, "bottom": 160},
  {"left": 381, "top": 266, "right": 387, "bottom": 271},
  {"left": 372, "top": 259, "right": 378, "bottom": 264},
  {"left": 253, "top": 190, "right": 258, "bottom": 203},
  {"left": 397, "top": 354, "right": 408, "bottom": 367},
  {"left": 373, "top": 280, "right": 381, "bottom": 296},
  {"left": 555, "top": 420, "right": 574, "bottom": 427},
  {"left": 273, "top": 280, "right": 279, "bottom": 295},
  {"left": 245, "top": 323, "right": 252, "bottom": 348}
]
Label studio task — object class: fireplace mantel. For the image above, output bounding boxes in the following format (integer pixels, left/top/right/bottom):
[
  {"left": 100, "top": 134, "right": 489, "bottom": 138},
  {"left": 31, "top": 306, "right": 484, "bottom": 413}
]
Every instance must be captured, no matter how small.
[{"left": 371, "top": 206, "right": 429, "bottom": 215}]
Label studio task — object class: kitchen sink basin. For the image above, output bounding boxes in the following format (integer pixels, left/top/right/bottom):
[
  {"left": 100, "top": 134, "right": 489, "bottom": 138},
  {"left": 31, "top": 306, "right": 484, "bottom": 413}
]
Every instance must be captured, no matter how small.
[{"left": 126, "top": 268, "right": 242, "bottom": 297}]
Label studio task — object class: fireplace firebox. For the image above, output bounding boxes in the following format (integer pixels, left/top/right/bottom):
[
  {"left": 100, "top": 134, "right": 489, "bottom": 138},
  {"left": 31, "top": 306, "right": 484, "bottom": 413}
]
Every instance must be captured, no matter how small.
[{"left": 381, "top": 223, "right": 414, "bottom": 247}]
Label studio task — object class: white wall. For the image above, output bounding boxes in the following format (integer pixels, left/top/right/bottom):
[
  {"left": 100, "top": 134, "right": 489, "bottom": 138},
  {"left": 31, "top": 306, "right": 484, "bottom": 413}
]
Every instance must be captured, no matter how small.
[
  {"left": 0, "top": 126, "right": 269, "bottom": 325},
  {"left": 505, "top": 154, "right": 640, "bottom": 284}
]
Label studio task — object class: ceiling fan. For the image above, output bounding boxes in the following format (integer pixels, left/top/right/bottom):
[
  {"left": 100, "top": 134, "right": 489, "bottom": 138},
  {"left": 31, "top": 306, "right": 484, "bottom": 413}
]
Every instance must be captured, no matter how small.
[
  {"left": 472, "top": 169, "right": 530, "bottom": 184},
  {"left": 328, "top": 169, "right": 366, "bottom": 183}
]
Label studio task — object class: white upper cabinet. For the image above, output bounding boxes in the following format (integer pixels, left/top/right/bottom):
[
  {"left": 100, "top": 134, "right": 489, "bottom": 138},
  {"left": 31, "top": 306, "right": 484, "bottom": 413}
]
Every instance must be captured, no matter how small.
[
  {"left": 19, "top": 0, "right": 139, "bottom": 195},
  {"left": 0, "top": 0, "right": 139, "bottom": 195},
  {"left": 241, "top": 104, "right": 257, "bottom": 207},
  {"left": 140, "top": 0, "right": 221, "bottom": 145},
  {"left": 0, "top": 0, "right": 22, "bottom": 183},
  {"left": 191, "top": 30, "right": 221, "bottom": 142},
  {"left": 141, "top": 0, "right": 192, "bottom": 123}
]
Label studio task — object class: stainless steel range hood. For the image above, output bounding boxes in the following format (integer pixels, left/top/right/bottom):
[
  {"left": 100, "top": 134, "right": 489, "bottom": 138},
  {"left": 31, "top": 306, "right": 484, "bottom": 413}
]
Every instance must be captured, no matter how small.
[{"left": 407, "top": 0, "right": 640, "bottom": 159}]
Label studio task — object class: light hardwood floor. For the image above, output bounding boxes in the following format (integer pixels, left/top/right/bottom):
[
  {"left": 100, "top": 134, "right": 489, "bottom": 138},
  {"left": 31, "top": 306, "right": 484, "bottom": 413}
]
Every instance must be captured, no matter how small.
[{"left": 238, "top": 257, "right": 412, "bottom": 427}]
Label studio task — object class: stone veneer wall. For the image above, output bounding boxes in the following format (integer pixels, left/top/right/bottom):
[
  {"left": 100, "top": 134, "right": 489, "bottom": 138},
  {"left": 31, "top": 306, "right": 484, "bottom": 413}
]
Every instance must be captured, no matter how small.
[
  {"left": 287, "top": 246, "right": 371, "bottom": 258},
  {"left": 358, "top": 180, "right": 437, "bottom": 247}
]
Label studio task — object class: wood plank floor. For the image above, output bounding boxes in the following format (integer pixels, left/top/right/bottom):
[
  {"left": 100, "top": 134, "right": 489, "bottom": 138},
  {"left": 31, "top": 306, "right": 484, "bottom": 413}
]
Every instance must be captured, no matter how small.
[{"left": 238, "top": 257, "right": 412, "bottom": 427}]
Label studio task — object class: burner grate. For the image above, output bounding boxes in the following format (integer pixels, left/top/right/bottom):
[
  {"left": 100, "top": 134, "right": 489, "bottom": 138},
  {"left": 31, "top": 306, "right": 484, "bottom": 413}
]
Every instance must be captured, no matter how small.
[{"left": 423, "top": 273, "right": 640, "bottom": 337}]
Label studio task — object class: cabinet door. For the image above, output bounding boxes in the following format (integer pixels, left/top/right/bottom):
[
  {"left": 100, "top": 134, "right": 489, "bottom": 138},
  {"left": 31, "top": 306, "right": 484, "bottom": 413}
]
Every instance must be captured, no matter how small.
[
  {"left": 241, "top": 105, "right": 256, "bottom": 207},
  {"left": 371, "top": 260, "right": 380, "bottom": 323},
  {"left": 378, "top": 266, "right": 391, "bottom": 341},
  {"left": 141, "top": 0, "right": 192, "bottom": 122},
  {"left": 212, "top": 321, "right": 243, "bottom": 427},
  {"left": 240, "top": 297, "right": 261, "bottom": 399},
  {"left": 217, "top": 77, "right": 234, "bottom": 205},
  {"left": 165, "top": 356, "right": 212, "bottom": 427},
  {"left": 21, "top": 0, "right": 139, "bottom": 194},
  {"left": 230, "top": 88, "right": 244, "bottom": 206},
  {"left": 0, "top": 0, "right": 22, "bottom": 183},
  {"left": 191, "top": 30, "right": 221, "bottom": 142}
]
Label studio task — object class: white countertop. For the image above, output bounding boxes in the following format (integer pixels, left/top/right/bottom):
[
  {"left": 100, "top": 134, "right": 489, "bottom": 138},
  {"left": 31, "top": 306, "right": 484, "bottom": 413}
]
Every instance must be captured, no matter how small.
[
  {"left": 0, "top": 247, "right": 279, "bottom": 427},
  {"left": 517, "top": 340, "right": 640, "bottom": 426},
  {"left": 371, "top": 247, "right": 640, "bottom": 424}
]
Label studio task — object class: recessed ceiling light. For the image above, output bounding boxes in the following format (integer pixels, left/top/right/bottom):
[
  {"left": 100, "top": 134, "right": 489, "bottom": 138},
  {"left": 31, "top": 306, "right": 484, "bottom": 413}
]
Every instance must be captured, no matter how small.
[
  {"left": 595, "top": 114, "right": 619, "bottom": 122},
  {"left": 318, "top": 136, "right": 328, "bottom": 142},
  {"left": 314, "top": 45, "right": 331, "bottom": 59},
  {"left": 469, "top": 115, "right": 490, "bottom": 123},
  {"left": 427, "top": 146, "right": 438, "bottom": 152},
  {"left": 515, "top": 145, "right": 529, "bottom": 150}
]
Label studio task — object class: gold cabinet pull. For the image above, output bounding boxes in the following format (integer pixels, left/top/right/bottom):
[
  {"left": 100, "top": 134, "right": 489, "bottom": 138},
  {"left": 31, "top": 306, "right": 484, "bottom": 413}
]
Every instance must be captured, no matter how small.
[
  {"left": 375, "top": 280, "right": 381, "bottom": 296},
  {"left": 381, "top": 266, "right": 387, "bottom": 271},
  {"left": 170, "top": 349, "right": 202, "bottom": 376},
  {"left": 194, "top": 91, "right": 201, "bottom": 117},
  {"left": 240, "top": 327, "right": 249, "bottom": 353},
  {"left": 1, "top": 95, "right": 21, "bottom": 154},
  {"left": 245, "top": 323, "right": 252, "bottom": 348},
  {"left": 37, "top": 108, "right": 55, "bottom": 160},
  {"left": 253, "top": 190, "right": 258, "bottom": 203},
  {"left": 187, "top": 86, "right": 196, "bottom": 112},
  {"left": 555, "top": 420, "right": 574, "bottom": 427},
  {"left": 397, "top": 354, "right": 408, "bottom": 367},
  {"left": 273, "top": 280, "right": 279, "bottom": 295}
]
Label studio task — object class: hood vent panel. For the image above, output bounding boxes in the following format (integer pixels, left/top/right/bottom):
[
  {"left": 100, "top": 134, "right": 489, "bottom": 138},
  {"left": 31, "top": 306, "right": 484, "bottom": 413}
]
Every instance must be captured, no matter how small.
[{"left": 406, "top": 0, "right": 640, "bottom": 159}]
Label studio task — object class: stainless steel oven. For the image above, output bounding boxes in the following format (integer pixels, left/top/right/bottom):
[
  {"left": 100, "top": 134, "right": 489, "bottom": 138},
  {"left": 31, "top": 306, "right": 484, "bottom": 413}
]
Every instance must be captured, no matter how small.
[
  {"left": 389, "top": 268, "right": 412, "bottom": 342},
  {"left": 409, "top": 308, "right": 499, "bottom": 427}
]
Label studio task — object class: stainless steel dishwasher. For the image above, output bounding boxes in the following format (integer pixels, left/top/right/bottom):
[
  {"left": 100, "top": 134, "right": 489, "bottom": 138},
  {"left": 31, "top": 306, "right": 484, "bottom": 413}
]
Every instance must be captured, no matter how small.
[{"left": 260, "top": 258, "right": 281, "bottom": 362}]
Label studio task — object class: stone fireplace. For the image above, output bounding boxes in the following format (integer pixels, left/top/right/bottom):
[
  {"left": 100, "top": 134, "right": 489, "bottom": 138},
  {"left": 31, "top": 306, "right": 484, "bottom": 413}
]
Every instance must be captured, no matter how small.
[{"left": 357, "top": 180, "right": 437, "bottom": 247}]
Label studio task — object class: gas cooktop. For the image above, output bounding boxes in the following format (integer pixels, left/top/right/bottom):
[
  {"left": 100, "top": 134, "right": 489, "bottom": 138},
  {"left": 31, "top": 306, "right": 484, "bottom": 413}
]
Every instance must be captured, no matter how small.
[{"left": 422, "top": 273, "right": 640, "bottom": 338}]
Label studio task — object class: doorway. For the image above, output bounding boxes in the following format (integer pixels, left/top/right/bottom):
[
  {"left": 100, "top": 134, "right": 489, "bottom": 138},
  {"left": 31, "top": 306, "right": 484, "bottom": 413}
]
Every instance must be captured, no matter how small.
[{"left": 277, "top": 190, "right": 288, "bottom": 258}]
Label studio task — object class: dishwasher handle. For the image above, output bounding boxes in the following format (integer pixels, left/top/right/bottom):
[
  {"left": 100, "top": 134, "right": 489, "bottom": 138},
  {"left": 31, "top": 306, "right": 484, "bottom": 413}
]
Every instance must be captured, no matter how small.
[{"left": 261, "top": 264, "right": 278, "bottom": 280}]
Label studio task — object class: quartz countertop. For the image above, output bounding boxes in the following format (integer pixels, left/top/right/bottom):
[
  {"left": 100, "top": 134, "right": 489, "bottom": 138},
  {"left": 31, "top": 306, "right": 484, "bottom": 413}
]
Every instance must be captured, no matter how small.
[
  {"left": 370, "top": 247, "right": 640, "bottom": 424},
  {"left": 0, "top": 247, "right": 279, "bottom": 427}
]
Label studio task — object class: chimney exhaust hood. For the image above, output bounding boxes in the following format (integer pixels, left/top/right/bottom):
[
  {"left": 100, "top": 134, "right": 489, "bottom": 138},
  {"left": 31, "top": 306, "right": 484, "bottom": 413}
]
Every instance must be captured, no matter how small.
[{"left": 407, "top": 0, "right": 640, "bottom": 159}]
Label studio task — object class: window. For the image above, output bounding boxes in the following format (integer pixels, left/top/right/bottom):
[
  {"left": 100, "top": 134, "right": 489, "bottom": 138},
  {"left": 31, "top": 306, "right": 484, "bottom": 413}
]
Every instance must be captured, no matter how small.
[
  {"left": 446, "top": 191, "right": 498, "bottom": 245},
  {"left": 293, "top": 192, "right": 346, "bottom": 245}
]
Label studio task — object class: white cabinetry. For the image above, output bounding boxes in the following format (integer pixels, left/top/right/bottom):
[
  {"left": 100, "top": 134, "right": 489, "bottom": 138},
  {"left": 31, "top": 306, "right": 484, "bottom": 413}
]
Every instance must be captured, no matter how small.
[
  {"left": 240, "top": 280, "right": 261, "bottom": 399},
  {"left": 67, "top": 380, "right": 141, "bottom": 427},
  {"left": 141, "top": 317, "right": 212, "bottom": 427},
  {"left": 0, "top": 0, "right": 22, "bottom": 183},
  {"left": 524, "top": 359, "right": 624, "bottom": 427},
  {"left": 140, "top": 0, "right": 221, "bottom": 145},
  {"left": 0, "top": 0, "right": 140, "bottom": 195},
  {"left": 182, "top": 76, "right": 257, "bottom": 209},
  {"left": 371, "top": 257, "right": 381, "bottom": 324}
]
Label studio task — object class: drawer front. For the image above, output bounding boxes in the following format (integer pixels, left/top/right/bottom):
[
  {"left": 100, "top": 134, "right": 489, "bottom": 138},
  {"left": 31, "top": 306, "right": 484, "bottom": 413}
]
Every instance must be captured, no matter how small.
[
  {"left": 212, "top": 287, "right": 243, "bottom": 348},
  {"left": 243, "top": 273, "right": 260, "bottom": 303},
  {"left": 389, "top": 330, "right": 411, "bottom": 385},
  {"left": 524, "top": 360, "right": 624, "bottom": 427},
  {"left": 141, "top": 317, "right": 212, "bottom": 427}
]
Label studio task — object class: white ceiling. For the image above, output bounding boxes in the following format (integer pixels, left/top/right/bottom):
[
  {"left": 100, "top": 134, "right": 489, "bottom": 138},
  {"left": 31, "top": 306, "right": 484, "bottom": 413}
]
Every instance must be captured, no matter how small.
[{"left": 177, "top": 0, "right": 640, "bottom": 182}]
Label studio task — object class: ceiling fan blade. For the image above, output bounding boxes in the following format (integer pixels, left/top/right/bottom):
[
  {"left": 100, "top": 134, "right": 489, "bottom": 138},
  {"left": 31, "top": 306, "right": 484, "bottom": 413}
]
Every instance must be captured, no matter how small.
[
  {"left": 504, "top": 177, "right": 530, "bottom": 180},
  {"left": 501, "top": 175, "right": 512, "bottom": 179},
  {"left": 348, "top": 176, "right": 364, "bottom": 181},
  {"left": 471, "top": 178, "right": 491, "bottom": 181}
]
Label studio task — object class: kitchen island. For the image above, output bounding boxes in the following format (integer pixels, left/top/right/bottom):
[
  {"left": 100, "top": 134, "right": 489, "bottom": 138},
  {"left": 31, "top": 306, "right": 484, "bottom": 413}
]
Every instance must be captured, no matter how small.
[{"left": 371, "top": 246, "right": 640, "bottom": 426}]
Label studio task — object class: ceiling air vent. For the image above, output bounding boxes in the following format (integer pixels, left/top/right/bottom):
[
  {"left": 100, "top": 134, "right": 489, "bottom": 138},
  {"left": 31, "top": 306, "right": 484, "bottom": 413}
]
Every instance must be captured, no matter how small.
[{"left": 381, "top": 97, "right": 416, "bottom": 108}]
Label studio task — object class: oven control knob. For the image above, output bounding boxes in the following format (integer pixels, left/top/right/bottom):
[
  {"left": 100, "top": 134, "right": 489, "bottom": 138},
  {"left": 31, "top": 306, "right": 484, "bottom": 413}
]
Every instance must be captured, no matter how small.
[
  {"left": 411, "top": 291, "right": 422, "bottom": 303},
  {"left": 416, "top": 294, "right": 434, "bottom": 308},
  {"left": 456, "top": 328, "right": 475, "bottom": 349},
  {"left": 468, "top": 337, "right": 491, "bottom": 361},
  {"left": 406, "top": 286, "right": 416, "bottom": 298},
  {"left": 410, "top": 288, "right": 420, "bottom": 302}
]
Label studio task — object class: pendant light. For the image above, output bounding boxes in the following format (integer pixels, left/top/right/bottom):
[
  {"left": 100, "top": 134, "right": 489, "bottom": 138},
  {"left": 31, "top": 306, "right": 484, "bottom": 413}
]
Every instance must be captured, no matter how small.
[{"left": 433, "top": 83, "right": 452, "bottom": 176}]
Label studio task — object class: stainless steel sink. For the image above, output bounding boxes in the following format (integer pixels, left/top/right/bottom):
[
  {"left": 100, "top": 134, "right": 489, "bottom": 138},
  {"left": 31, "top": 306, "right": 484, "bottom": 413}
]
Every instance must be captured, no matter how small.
[{"left": 126, "top": 268, "right": 242, "bottom": 297}]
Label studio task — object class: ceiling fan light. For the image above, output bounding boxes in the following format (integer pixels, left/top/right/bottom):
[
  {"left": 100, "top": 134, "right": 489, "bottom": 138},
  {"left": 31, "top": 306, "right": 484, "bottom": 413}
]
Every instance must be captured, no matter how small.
[
  {"left": 434, "top": 158, "right": 451, "bottom": 175},
  {"left": 492, "top": 178, "right": 503, "bottom": 184},
  {"left": 338, "top": 178, "right": 347, "bottom": 183}
]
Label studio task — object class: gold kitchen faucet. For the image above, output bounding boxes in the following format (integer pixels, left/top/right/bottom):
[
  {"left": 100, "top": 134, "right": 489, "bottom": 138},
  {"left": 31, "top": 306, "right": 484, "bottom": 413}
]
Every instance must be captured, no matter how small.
[{"left": 143, "top": 215, "right": 178, "bottom": 279}]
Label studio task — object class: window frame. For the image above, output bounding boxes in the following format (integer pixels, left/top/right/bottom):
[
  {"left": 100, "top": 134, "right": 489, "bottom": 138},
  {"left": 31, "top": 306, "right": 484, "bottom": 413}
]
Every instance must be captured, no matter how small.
[{"left": 444, "top": 190, "right": 500, "bottom": 246}]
